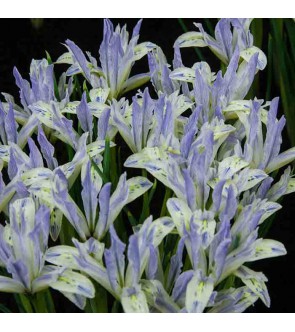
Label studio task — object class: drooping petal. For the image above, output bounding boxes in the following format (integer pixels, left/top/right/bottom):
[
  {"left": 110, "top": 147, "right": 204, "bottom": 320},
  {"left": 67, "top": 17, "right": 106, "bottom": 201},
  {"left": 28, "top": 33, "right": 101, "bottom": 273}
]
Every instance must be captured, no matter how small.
[
  {"left": 248, "top": 239, "right": 287, "bottom": 262},
  {"left": 126, "top": 176, "right": 152, "bottom": 204},
  {"left": 234, "top": 265, "right": 270, "bottom": 307},
  {"left": 0, "top": 276, "right": 26, "bottom": 293},
  {"left": 50, "top": 269, "right": 95, "bottom": 299}
]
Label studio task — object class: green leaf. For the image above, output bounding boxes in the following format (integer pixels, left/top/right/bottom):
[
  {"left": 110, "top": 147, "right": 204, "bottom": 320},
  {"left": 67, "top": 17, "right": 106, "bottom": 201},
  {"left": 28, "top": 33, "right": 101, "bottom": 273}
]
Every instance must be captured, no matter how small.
[{"left": 0, "top": 303, "right": 12, "bottom": 313}]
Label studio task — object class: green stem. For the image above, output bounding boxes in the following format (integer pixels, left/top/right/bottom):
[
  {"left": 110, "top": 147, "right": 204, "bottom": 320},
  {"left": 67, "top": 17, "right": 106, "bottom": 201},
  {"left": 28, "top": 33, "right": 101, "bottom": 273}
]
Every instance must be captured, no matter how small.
[
  {"left": 103, "top": 138, "right": 111, "bottom": 184},
  {"left": 139, "top": 169, "right": 150, "bottom": 222},
  {"left": 160, "top": 187, "right": 172, "bottom": 217},
  {"left": 19, "top": 294, "right": 33, "bottom": 313},
  {"left": 30, "top": 293, "right": 49, "bottom": 313}
]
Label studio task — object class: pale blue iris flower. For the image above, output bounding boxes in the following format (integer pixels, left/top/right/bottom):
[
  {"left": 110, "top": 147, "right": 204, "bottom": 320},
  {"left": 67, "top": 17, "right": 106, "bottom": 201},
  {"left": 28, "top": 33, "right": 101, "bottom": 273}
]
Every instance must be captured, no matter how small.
[{"left": 0, "top": 18, "right": 294, "bottom": 313}]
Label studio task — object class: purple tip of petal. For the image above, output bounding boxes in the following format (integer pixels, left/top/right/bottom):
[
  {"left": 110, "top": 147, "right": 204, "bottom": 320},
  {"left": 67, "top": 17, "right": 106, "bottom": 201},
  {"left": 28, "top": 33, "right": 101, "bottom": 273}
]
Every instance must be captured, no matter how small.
[{"left": 28, "top": 137, "right": 44, "bottom": 168}]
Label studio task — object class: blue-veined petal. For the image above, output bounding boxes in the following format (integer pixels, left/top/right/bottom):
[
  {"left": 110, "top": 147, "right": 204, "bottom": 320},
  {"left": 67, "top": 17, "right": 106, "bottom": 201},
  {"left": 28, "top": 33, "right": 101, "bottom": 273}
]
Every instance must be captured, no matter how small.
[
  {"left": 234, "top": 266, "right": 270, "bottom": 307},
  {"left": 218, "top": 156, "right": 248, "bottom": 180},
  {"left": 208, "top": 286, "right": 259, "bottom": 313},
  {"left": 126, "top": 176, "right": 152, "bottom": 204},
  {"left": 46, "top": 245, "right": 81, "bottom": 270},
  {"left": 60, "top": 101, "right": 79, "bottom": 114},
  {"left": 148, "top": 217, "right": 174, "bottom": 247},
  {"left": 248, "top": 239, "right": 287, "bottom": 262},
  {"left": 86, "top": 140, "right": 115, "bottom": 158},
  {"left": 170, "top": 67, "right": 196, "bottom": 83},
  {"left": 240, "top": 46, "right": 267, "bottom": 70},
  {"left": 121, "top": 285, "right": 149, "bottom": 313},
  {"left": 21, "top": 167, "right": 52, "bottom": 186},
  {"left": 89, "top": 87, "right": 110, "bottom": 103},
  {"left": 141, "top": 279, "right": 180, "bottom": 313},
  {"left": 133, "top": 42, "right": 156, "bottom": 61},
  {"left": 185, "top": 270, "right": 214, "bottom": 313},
  {"left": 191, "top": 210, "right": 216, "bottom": 249},
  {"left": 167, "top": 198, "right": 192, "bottom": 236},
  {"left": 50, "top": 269, "right": 95, "bottom": 299},
  {"left": 258, "top": 201, "right": 281, "bottom": 225},
  {"left": 236, "top": 168, "right": 268, "bottom": 192},
  {"left": 174, "top": 31, "right": 206, "bottom": 48}
]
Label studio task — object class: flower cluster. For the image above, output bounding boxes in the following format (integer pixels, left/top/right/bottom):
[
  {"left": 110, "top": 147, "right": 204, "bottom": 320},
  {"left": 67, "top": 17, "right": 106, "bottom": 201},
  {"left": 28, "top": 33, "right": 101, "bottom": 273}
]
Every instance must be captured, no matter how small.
[{"left": 0, "top": 18, "right": 294, "bottom": 313}]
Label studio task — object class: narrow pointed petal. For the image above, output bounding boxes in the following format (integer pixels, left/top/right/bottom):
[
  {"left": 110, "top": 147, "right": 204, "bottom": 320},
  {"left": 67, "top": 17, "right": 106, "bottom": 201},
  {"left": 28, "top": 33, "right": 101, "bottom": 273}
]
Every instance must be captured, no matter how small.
[
  {"left": 28, "top": 137, "right": 44, "bottom": 168},
  {"left": 37, "top": 125, "right": 58, "bottom": 170}
]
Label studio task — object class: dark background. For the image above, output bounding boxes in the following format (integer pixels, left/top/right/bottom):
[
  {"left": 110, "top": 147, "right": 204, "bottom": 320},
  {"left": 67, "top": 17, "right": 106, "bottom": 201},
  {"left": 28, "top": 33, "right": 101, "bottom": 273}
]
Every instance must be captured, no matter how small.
[{"left": 0, "top": 18, "right": 294, "bottom": 313}]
